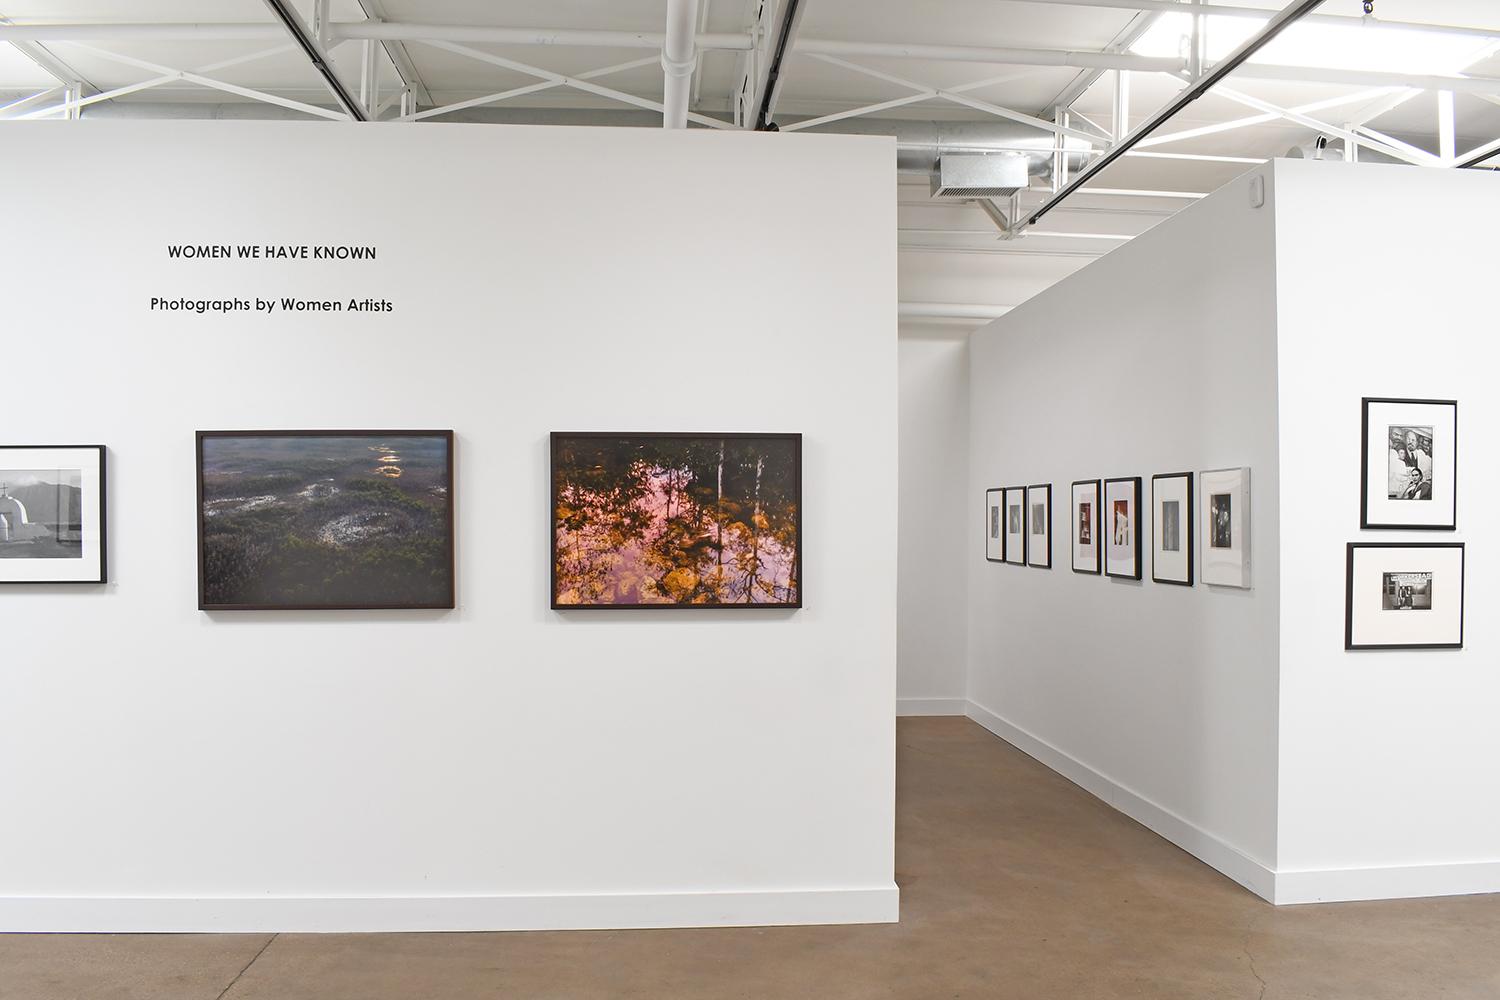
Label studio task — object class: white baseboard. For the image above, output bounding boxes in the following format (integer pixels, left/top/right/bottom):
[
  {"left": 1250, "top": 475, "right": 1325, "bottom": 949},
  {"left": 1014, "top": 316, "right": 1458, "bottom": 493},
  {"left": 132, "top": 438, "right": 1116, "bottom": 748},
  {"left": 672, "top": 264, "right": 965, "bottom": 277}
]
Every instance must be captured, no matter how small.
[
  {"left": 1275, "top": 862, "right": 1500, "bottom": 905},
  {"left": 963, "top": 699, "right": 1278, "bottom": 903},
  {"left": 897, "top": 697, "right": 969, "bottom": 716},
  {"left": 0, "top": 885, "right": 900, "bottom": 934}
]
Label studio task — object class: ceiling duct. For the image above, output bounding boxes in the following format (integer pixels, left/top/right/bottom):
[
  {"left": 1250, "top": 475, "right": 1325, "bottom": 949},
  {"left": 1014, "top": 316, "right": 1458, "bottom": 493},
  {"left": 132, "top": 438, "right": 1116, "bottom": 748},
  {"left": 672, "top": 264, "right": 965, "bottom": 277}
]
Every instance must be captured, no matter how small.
[{"left": 930, "top": 153, "right": 1029, "bottom": 198}]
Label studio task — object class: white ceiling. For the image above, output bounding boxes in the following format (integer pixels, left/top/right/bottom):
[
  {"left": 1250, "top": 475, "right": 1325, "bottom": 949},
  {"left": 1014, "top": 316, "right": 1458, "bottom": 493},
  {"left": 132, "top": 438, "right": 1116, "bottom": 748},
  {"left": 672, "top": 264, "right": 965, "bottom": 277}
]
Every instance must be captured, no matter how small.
[{"left": 3, "top": 1, "right": 1499, "bottom": 314}]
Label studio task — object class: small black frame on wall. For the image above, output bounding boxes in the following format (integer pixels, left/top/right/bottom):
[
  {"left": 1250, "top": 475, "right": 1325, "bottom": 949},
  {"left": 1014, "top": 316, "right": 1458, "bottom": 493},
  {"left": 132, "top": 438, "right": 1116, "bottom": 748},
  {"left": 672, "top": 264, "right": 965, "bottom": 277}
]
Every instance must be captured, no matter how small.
[
  {"left": 1103, "top": 476, "right": 1142, "bottom": 581},
  {"left": 0, "top": 444, "right": 107, "bottom": 585},
  {"left": 1151, "top": 472, "right": 1195, "bottom": 587},
  {"left": 1359, "top": 397, "right": 1457, "bottom": 530},
  {"left": 1070, "top": 478, "right": 1101, "bottom": 575},
  {"left": 984, "top": 487, "right": 1005, "bottom": 564},
  {"left": 1345, "top": 541, "right": 1465, "bottom": 650}
]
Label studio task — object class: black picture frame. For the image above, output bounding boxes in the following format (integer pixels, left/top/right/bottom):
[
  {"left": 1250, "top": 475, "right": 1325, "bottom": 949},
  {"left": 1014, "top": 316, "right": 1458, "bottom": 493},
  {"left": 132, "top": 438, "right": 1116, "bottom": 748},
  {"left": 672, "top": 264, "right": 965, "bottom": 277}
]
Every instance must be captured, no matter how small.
[
  {"left": 0, "top": 444, "right": 107, "bottom": 585},
  {"left": 1151, "top": 472, "right": 1195, "bottom": 587},
  {"left": 985, "top": 487, "right": 1005, "bottom": 564},
  {"left": 1345, "top": 542, "right": 1465, "bottom": 650},
  {"left": 1071, "top": 478, "right": 1101, "bottom": 576},
  {"left": 1026, "top": 483, "right": 1052, "bottom": 569},
  {"left": 196, "top": 430, "right": 456, "bottom": 611},
  {"left": 1003, "top": 485, "right": 1027, "bottom": 566},
  {"left": 1103, "top": 476, "right": 1142, "bottom": 581},
  {"left": 550, "top": 432, "right": 802, "bottom": 610},
  {"left": 1360, "top": 397, "right": 1457, "bottom": 530}
]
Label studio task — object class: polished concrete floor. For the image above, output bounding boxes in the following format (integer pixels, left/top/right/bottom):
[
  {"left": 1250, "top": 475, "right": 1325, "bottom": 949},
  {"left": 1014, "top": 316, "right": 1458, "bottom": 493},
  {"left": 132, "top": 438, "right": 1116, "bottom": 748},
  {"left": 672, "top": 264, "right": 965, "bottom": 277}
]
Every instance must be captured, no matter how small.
[{"left": 3, "top": 717, "right": 1497, "bottom": 999}]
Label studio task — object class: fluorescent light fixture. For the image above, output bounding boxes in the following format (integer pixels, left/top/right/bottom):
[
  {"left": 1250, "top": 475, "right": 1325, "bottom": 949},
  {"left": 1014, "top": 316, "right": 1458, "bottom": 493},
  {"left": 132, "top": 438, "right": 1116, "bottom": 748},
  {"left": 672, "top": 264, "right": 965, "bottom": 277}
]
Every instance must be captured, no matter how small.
[{"left": 1130, "top": 14, "right": 1499, "bottom": 76}]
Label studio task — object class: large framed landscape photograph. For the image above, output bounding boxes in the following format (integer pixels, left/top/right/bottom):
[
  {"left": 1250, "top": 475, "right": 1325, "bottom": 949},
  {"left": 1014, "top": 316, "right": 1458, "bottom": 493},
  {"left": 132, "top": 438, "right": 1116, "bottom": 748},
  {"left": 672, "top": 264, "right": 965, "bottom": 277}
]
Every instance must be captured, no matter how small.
[
  {"left": 197, "top": 430, "right": 455, "bottom": 611},
  {"left": 0, "top": 445, "right": 107, "bottom": 584},
  {"left": 552, "top": 432, "right": 801, "bottom": 608}
]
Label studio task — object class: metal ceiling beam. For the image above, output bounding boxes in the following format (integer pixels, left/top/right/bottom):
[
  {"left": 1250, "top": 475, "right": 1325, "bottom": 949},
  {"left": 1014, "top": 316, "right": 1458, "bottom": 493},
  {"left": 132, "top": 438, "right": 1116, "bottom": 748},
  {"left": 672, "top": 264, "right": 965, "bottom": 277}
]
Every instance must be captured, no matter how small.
[
  {"left": 261, "top": 0, "right": 367, "bottom": 121},
  {"left": 0, "top": 13, "right": 96, "bottom": 96},
  {"left": 355, "top": 0, "right": 430, "bottom": 108},
  {"left": 754, "top": 0, "right": 810, "bottom": 130},
  {"left": 1026, "top": 0, "right": 1328, "bottom": 227},
  {"left": 1045, "top": 10, "right": 1160, "bottom": 114}
]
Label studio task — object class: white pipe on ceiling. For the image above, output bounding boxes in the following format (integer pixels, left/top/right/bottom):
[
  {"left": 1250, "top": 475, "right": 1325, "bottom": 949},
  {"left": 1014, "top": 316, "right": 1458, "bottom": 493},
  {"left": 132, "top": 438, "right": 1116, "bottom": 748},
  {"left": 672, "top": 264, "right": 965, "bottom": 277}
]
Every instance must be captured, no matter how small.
[{"left": 661, "top": 0, "right": 701, "bottom": 129}]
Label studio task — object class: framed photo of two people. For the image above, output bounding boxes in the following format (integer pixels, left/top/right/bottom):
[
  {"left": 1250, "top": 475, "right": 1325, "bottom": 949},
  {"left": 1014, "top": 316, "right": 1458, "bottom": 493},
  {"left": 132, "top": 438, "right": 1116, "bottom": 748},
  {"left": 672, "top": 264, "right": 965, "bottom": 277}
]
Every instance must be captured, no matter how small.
[{"left": 1361, "top": 398, "right": 1456, "bottom": 530}]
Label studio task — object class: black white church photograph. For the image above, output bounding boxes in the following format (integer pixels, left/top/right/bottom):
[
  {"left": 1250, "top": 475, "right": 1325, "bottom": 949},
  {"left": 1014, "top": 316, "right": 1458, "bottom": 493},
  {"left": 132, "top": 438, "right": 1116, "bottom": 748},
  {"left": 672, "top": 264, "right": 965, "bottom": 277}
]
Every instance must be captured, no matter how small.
[{"left": 2, "top": 1, "right": 1497, "bottom": 998}]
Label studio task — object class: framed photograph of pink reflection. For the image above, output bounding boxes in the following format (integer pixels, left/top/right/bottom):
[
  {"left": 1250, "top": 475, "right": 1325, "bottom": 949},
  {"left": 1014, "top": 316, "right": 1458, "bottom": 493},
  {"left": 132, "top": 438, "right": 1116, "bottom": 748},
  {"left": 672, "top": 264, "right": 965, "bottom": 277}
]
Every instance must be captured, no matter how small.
[{"left": 550, "top": 432, "right": 802, "bottom": 609}]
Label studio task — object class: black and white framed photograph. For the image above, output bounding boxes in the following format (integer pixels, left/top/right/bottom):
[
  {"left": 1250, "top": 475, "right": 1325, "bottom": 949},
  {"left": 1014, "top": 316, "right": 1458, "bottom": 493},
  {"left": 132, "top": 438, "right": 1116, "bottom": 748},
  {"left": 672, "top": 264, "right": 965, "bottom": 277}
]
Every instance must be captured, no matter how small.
[
  {"left": 1026, "top": 483, "right": 1051, "bottom": 569},
  {"left": 1361, "top": 398, "right": 1456, "bottom": 530},
  {"left": 1346, "top": 542, "right": 1464, "bottom": 650},
  {"left": 1004, "top": 486, "right": 1026, "bottom": 566},
  {"left": 1071, "top": 479, "right": 1101, "bottom": 575},
  {"left": 1103, "top": 476, "right": 1142, "bottom": 580},
  {"left": 985, "top": 487, "right": 1004, "bottom": 563},
  {"left": 0, "top": 445, "right": 107, "bottom": 585},
  {"left": 1200, "top": 467, "right": 1251, "bottom": 589},
  {"left": 1151, "top": 472, "right": 1194, "bottom": 586}
]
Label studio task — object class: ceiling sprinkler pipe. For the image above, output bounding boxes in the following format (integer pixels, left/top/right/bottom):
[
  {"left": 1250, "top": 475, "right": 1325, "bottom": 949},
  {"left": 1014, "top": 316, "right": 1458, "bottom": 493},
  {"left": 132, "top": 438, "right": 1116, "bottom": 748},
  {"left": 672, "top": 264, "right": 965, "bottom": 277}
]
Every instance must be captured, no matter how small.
[{"left": 661, "top": 0, "right": 701, "bottom": 129}]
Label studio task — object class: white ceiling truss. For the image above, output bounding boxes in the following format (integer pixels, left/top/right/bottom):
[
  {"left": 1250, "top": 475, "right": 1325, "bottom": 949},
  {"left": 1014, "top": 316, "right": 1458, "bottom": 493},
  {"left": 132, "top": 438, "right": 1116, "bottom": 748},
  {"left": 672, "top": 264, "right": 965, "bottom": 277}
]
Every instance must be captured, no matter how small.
[{"left": 2, "top": 0, "right": 1499, "bottom": 261}]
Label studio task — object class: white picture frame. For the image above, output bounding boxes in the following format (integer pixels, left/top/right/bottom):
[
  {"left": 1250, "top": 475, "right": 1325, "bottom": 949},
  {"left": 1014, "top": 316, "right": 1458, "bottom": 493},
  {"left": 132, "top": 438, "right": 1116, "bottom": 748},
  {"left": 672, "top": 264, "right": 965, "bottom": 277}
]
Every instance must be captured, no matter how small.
[{"left": 1200, "top": 467, "right": 1251, "bottom": 589}]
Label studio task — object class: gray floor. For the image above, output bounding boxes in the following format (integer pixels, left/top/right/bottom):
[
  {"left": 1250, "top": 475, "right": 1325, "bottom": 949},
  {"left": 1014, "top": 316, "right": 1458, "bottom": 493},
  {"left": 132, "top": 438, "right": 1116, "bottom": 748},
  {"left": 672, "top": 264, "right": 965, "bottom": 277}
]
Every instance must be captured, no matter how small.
[{"left": 3, "top": 717, "right": 1497, "bottom": 999}]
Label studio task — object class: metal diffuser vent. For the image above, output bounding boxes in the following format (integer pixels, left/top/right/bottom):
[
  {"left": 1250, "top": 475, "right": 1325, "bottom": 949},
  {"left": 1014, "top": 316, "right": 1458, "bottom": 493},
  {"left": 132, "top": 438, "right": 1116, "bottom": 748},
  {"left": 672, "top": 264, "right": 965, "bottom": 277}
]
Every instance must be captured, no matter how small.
[{"left": 930, "top": 153, "right": 1029, "bottom": 199}]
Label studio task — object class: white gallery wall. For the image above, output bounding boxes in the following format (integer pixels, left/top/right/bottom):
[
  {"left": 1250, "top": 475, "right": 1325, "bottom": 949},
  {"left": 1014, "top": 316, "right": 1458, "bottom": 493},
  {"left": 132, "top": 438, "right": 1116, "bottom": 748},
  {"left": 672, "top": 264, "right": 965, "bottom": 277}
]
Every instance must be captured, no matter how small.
[
  {"left": 1272, "top": 160, "right": 1500, "bottom": 902},
  {"left": 897, "top": 326, "right": 970, "bottom": 715},
  {"left": 966, "top": 164, "right": 1284, "bottom": 895},
  {"left": 0, "top": 121, "right": 898, "bottom": 932}
]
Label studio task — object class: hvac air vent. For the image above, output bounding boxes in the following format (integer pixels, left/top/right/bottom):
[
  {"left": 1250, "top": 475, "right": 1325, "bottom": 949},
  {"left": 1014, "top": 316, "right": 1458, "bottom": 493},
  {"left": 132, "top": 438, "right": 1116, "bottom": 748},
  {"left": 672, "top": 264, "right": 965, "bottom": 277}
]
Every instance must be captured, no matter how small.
[{"left": 930, "top": 153, "right": 1029, "bottom": 199}]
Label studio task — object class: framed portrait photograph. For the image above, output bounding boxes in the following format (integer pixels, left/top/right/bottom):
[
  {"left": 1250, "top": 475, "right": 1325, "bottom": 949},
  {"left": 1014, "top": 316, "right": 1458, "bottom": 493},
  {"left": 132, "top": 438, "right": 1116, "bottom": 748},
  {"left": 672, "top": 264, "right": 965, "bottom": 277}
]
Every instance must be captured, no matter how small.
[
  {"left": 197, "top": 430, "right": 455, "bottom": 611},
  {"left": 1026, "top": 483, "right": 1052, "bottom": 569},
  {"left": 1346, "top": 543, "right": 1464, "bottom": 650},
  {"left": 1151, "top": 473, "right": 1194, "bottom": 586},
  {"left": 985, "top": 488, "right": 1005, "bottom": 563},
  {"left": 552, "top": 433, "right": 801, "bottom": 608},
  {"left": 1103, "top": 477, "right": 1142, "bottom": 580},
  {"left": 1071, "top": 479, "right": 1101, "bottom": 575},
  {"left": 0, "top": 445, "right": 107, "bottom": 584},
  {"left": 1200, "top": 467, "right": 1250, "bottom": 589},
  {"left": 1361, "top": 398, "right": 1456, "bottom": 530},
  {"left": 1003, "top": 486, "right": 1027, "bottom": 566}
]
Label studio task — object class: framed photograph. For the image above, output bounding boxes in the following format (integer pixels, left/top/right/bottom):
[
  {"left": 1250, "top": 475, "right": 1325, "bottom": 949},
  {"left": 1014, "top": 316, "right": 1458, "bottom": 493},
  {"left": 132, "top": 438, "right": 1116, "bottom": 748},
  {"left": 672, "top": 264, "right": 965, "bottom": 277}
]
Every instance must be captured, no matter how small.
[
  {"left": 984, "top": 488, "right": 1004, "bottom": 563},
  {"left": 1071, "top": 479, "right": 1101, "bottom": 575},
  {"left": 1003, "top": 486, "right": 1027, "bottom": 566},
  {"left": 1346, "top": 543, "right": 1464, "bottom": 650},
  {"left": 1361, "top": 398, "right": 1456, "bottom": 529},
  {"left": 197, "top": 430, "right": 455, "bottom": 611},
  {"left": 1201, "top": 467, "right": 1251, "bottom": 589},
  {"left": 1103, "top": 477, "right": 1142, "bottom": 580},
  {"left": 0, "top": 445, "right": 106, "bottom": 584},
  {"left": 552, "top": 433, "right": 801, "bottom": 608},
  {"left": 1151, "top": 473, "right": 1194, "bottom": 586},
  {"left": 1026, "top": 484, "right": 1051, "bottom": 569}
]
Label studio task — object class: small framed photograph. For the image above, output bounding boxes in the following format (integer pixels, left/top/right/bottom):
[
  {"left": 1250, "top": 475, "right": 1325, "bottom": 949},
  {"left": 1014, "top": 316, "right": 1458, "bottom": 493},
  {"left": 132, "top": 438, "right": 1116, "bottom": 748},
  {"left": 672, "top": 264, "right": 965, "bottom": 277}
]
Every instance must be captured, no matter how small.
[
  {"left": 1201, "top": 467, "right": 1250, "bottom": 589},
  {"left": 1026, "top": 483, "right": 1051, "bottom": 569},
  {"left": 984, "top": 488, "right": 1004, "bottom": 563},
  {"left": 1346, "top": 543, "right": 1464, "bottom": 650},
  {"left": 0, "top": 445, "right": 107, "bottom": 584},
  {"left": 1361, "top": 397, "right": 1456, "bottom": 529},
  {"left": 1003, "top": 486, "right": 1027, "bottom": 566},
  {"left": 1103, "top": 477, "right": 1142, "bottom": 580},
  {"left": 1151, "top": 473, "right": 1194, "bottom": 586},
  {"left": 1071, "top": 479, "right": 1101, "bottom": 575}
]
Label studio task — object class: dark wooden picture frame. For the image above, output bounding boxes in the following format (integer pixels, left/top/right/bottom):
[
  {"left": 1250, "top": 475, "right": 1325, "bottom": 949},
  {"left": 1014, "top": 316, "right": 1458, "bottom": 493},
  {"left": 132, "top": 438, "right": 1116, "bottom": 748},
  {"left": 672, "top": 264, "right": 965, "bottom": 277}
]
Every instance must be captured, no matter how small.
[
  {"left": 0, "top": 444, "right": 107, "bottom": 585},
  {"left": 1002, "top": 485, "right": 1027, "bottom": 566},
  {"left": 1151, "top": 472, "right": 1195, "bottom": 587},
  {"left": 196, "top": 430, "right": 456, "bottom": 611},
  {"left": 1360, "top": 397, "right": 1457, "bottom": 530},
  {"left": 550, "top": 432, "right": 802, "bottom": 610},
  {"left": 1345, "top": 542, "right": 1465, "bottom": 650},
  {"left": 985, "top": 487, "right": 1005, "bottom": 564},
  {"left": 1026, "top": 483, "right": 1052, "bottom": 569},
  {"left": 1071, "top": 478, "right": 1101, "bottom": 576},
  {"left": 1103, "top": 476, "right": 1142, "bottom": 581}
]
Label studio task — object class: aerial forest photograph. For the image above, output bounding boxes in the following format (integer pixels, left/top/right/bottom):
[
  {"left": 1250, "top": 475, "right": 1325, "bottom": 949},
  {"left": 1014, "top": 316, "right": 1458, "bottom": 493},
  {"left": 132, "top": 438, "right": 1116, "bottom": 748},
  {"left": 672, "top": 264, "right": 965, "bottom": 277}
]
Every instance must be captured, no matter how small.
[
  {"left": 197, "top": 431, "right": 454, "bottom": 610},
  {"left": 552, "top": 433, "right": 801, "bottom": 608}
]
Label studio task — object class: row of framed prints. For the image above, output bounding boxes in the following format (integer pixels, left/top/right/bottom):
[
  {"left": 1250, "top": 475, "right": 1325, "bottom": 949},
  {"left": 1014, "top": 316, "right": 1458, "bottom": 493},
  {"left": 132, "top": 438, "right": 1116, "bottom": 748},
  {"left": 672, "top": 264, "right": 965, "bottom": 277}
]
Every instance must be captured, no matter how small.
[
  {"left": 1, "top": 431, "right": 803, "bottom": 612},
  {"left": 985, "top": 468, "right": 1251, "bottom": 588}
]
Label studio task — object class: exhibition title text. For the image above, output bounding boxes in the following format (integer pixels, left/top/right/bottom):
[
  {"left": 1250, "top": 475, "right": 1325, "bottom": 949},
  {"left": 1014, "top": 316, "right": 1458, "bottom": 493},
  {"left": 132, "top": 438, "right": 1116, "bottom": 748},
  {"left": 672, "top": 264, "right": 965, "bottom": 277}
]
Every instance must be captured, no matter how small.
[{"left": 167, "top": 243, "right": 377, "bottom": 260}]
